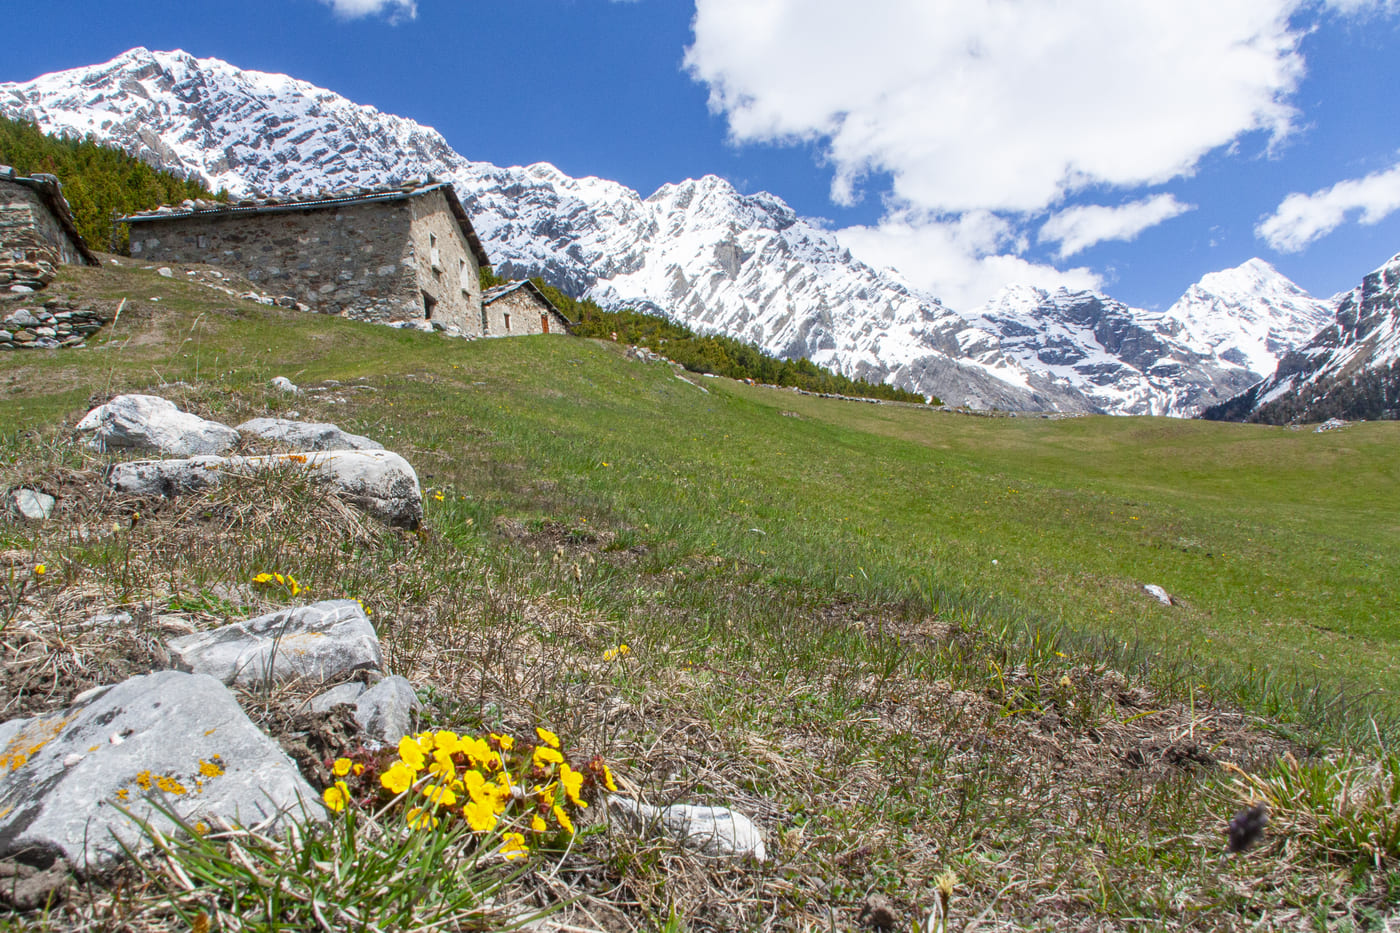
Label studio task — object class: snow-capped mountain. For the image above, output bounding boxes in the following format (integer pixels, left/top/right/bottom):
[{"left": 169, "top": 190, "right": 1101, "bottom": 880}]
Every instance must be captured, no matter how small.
[
  {"left": 971, "top": 285, "right": 1257, "bottom": 416},
  {"left": 0, "top": 48, "right": 1329, "bottom": 414},
  {"left": 1161, "top": 259, "right": 1333, "bottom": 378},
  {"left": 966, "top": 261, "right": 1335, "bottom": 416},
  {"left": 1205, "top": 252, "right": 1400, "bottom": 423}
]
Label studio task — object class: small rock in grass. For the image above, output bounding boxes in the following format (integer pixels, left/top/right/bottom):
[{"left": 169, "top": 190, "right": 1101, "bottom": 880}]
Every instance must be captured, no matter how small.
[
  {"left": 608, "top": 796, "right": 766, "bottom": 860},
  {"left": 1143, "top": 584, "right": 1173, "bottom": 606},
  {"left": 351, "top": 675, "right": 419, "bottom": 744},
  {"left": 309, "top": 681, "right": 367, "bottom": 713},
  {"left": 0, "top": 855, "right": 70, "bottom": 911},
  {"left": 8, "top": 488, "right": 55, "bottom": 522},
  {"left": 0, "top": 670, "right": 321, "bottom": 872},
  {"left": 167, "top": 599, "right": 382, "bottom": 687},
  {"left": 270, "top": 376, "right": 300, "bottom": 394}
]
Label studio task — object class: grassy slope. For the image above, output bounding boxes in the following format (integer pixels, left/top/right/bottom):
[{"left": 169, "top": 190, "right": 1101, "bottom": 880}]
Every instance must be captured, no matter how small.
[
  {"left": 5, "top": 261, "right": 1399, "bottom": 732},
  {"left": 4, "top": 262, "right": 1400, "bottom": 929}
]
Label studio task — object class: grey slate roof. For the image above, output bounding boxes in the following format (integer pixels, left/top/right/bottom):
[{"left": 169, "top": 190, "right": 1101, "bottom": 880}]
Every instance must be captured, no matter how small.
[{"left": 120, "top": 179, "right": 490, "bottom": 267}]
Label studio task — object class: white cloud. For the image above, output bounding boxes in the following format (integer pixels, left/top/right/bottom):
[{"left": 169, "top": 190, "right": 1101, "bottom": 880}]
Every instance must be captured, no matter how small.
[
  {"left": 687, "top": 0, "right": 1306, "bottom": 215},
  {"left": 318, "top": 0, "right": 416, "bottom": 21},
  {"left": 1039, "top": 195, "right": 1195, "bottom": 259},
  {"left": 1257, "top": 161, "right": 1400, "bottom": 252},
  {"left": 838, "top": 211, "right": 1101, "bottom": 313}
]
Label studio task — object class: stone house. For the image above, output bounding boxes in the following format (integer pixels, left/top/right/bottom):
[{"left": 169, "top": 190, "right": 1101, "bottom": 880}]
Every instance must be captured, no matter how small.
[
  {"left": 482, "top": 280, "right": 572, "bottom": 337},
  {"left": 0, "top": 166, "right": 99, "bottom": 292},
  {"left": 121, "top": 181, "right": 493, "bottom": 334}
]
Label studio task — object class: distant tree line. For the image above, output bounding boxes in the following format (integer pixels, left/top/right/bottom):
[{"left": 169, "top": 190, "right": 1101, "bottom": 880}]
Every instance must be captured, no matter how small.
[
  {"left": 482, "top": 270, "right": 933, "bottom": 404},
  {"left": 1202, "top": 360, "right": 1400, "bottom": 424},
  {"left": 0, "top": 115, "right": 225, "bottom": 252}
]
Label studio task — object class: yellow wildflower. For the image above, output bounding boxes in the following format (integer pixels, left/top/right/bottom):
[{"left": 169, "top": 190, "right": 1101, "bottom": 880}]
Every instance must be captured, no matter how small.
[
  {"left": 406, "top": 807, "right": 439, "bottom": 830},
  {"left": 332, "top": 757, "right": 354, "bottom": 777},
  {"left": 533, "top": 745, "right": 564, "bottom": 769},
  {"left": 433, "top": 730, "right": 461, "bottom": 756},
  {"left": 553, "top": 804, "right": 575, "bottom": 835},
  {"left": 462, "top": 798, "right": 497, "bottom": 833},
  {"left": 397, "top": 736, "right": 426, "bottom": 772},
  {"left": 429, "top": 749, "right": 457, "bottom": 782},
  {"left": 602, "top": 764, "right": 618, "bottom": 793},
  {"left": 531, "top": 813, "right": 547, "bottom": 833},
  {"left": 323, "top": 781, "right": 350, "bottom": 812},
  {"left": 33, "top": 564, "right": 46, "bottom": 576},
  {"left": 559, "top": 763, "right": 588, "bottom": 808},
  {"left": 380, "top": 761, "right": 415, "bottom": 795},
  {"left": 460, "top": 735, "right": 496, "bottom": 769},
  {"left": 536, "top": 726, "right": 560, "bottom": 749},
  {"left": 421, "top": 783, "right": 457, "bottom": 807},
  {"left": 501, "top": 832, "right": 529, "bottom": 861},
  {"left": 252, "top": 572, "right": 273, "bottom": 584},
  {"left": 490, "top": 733, "right": 515, "bottom": 751}
]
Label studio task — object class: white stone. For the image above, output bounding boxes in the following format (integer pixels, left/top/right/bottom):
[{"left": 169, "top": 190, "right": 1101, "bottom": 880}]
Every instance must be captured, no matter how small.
[
  {"left": 168, "top": 599, "right": 382, "bottom": 687},
  {"left": 236, "top": 417, "right": 382, "bottom": 451},
  {"left": 1144, "top": 584, "right": 1174, "bottom": 606},
  {"left": 9, "top": 488, "right": 55, "bottom": 521},
  {"left": 106, "top": 449, "right": 421, "bottom": 527},
  {"left": 608, "top": 796, "right": 766, "bottom": 860},
  {"left": 157, "top": 267, "right": 173, "bottom": 278},
  {"left": 0, "top": 671, "right": 321, "bottom": 871},
  {"left": 77, "top": 395, "right": 239, "bottom": 456},
  {"left": 270, "top": 376, "right": 300, "bottom": 395},
  {"left": 3, "top": 309, "right": 38, "bottom": 327}
]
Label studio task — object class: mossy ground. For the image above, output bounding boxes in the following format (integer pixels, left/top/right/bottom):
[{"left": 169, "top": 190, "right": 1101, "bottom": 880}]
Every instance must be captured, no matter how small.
[{"left": 1, "top": 260, "right": 1398, "bottom": 930}]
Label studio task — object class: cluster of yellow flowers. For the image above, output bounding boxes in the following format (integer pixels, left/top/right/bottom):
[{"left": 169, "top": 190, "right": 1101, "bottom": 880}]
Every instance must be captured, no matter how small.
[
  {"left": 602, "top": 643, "right": 631, "bottom": 662},
  {"left": 321, "top": 726, "right": 616, "bottom": 863},
  {"left": 252, "top": 571, "right": 303, "bottom": 597}
]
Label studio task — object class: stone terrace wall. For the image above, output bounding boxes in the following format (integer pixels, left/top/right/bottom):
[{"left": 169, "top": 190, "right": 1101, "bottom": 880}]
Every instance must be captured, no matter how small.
[
  {"left": 484, "top": 287, "right": 567, "bottom": 337},
  {"left": 128, "top": 200, "right": 425, "bottom": 322},
  {"left": 0, "top": 181, "right": 88, "bottom": 292}
]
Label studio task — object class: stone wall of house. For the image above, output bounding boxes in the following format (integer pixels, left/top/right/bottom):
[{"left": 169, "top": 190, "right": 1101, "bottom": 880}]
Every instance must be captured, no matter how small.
[
  {"left": 483, "top": 288, "right": 567, "bottom": 337},
  {"left": 128, "top": 200, "right": 424, "bottom": 322},
  {"left": 0, "top": 181, "right": 89, "bottom": 291},
  {"left": 407, "top": 195, "right": 483, "bottom": 335}
]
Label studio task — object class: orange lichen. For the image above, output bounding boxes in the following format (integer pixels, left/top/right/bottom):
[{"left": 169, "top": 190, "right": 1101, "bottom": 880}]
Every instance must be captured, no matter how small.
[{"left": 0, "top": 715, "right": 75, "bottom": 773}]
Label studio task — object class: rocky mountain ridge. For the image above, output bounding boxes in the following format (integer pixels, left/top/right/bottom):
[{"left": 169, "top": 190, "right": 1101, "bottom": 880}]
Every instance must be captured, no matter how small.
[
  {"left": 0, "top": 48, "right": 1334, "bottom": 414},
  {"left": 1204, "top": 252, "right": 1400, "bottom": 423}
]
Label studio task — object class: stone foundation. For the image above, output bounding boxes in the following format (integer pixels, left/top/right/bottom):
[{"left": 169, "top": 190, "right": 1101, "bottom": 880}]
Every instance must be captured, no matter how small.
[{"left": 0, "top": 300, "right": 110, "bottom": 350}]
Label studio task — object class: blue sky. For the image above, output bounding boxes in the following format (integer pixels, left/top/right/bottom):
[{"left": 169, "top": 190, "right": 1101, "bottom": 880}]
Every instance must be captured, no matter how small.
[{"left": 5, "top": 1, "right": 1400, "bottom": 312}]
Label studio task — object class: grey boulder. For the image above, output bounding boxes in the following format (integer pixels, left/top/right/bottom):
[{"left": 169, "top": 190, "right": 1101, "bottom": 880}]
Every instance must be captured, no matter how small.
[
  {"left": 8, "top": 488, "right": 55, "bottom": 522},
  {"left": 237, "top": 417, "right": 383, "bottom": 452},
  {"left": 0, "top": 671, "right": 322, "bottom": 872},
  {"left": 352, "top": 676, "right": 419, "bottom": 744},
  {"left": 107, "top": 450, "right": 422, "bottom": 527},
  {"left": 76, "top": 395, "right": 239, "bottom": 456},
  {"left": 609, "top": 796, "right": 766, "bottom": 860},
  {"left": 167, "top": 599, "right": 382, "bottom": 687}
]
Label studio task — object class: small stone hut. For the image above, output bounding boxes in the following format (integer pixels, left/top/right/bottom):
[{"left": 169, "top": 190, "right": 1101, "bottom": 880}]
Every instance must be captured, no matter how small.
[
  {"left": 0, "top": 166, "right": 99, "bottom": 292},
  {"left": 482, "top": 280, "right": 572, "bottom": 337},
  {"left": 121, "top": 181, "right": 492, "bottom": 334}
]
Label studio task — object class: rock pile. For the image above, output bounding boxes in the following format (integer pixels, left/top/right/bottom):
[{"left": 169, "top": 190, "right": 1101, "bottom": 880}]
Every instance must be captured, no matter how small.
[{"left": 0, "top": 302, "right": 108, "bottom": 351}]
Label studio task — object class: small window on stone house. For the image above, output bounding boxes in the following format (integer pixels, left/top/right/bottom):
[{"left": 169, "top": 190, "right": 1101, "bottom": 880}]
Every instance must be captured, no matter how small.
[
  {"left": 459, "top": 258, "right": 469, "bottom": 294},
  {"left": 504, "top": 312, "right": 511, "bottom": 332},
  {"left": 422, "top": 290, "right": 437, "bottom": 320},
  {"left": 429, "top": 233, "right": 442, "bottom": 274}
]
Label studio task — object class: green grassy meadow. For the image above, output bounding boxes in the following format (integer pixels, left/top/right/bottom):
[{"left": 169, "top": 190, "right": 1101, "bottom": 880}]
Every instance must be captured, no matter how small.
[{"left": 4, "top": 262, "right": 1400, "bottom": 929}]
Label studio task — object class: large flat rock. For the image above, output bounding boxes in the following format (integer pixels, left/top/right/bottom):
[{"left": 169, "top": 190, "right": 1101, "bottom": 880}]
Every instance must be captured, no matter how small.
[
  {"left": 107, "top": 449, "right": 422, "bottom": 527},
  {"left": 0, "top": 671, "right": 321, "bottom": 872},
  {"left": 236, "top": 417, "right": 383, "bottom": 452},
  {"left": 167, "top": 599, "right": 382, "bottom": 687},
  {"left": 77, "top": 395, "right": 239, "bottom": 456}
]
